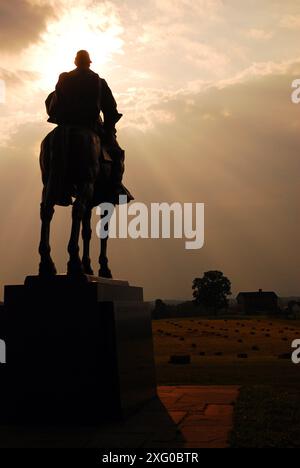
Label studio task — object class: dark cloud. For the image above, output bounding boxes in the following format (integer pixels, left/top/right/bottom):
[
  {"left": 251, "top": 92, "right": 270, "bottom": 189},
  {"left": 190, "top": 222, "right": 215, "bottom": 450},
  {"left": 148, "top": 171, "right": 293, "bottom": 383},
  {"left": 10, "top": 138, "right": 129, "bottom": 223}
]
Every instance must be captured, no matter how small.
[{"left": 0, "top": 0, "right": 54, "bottom": 52}]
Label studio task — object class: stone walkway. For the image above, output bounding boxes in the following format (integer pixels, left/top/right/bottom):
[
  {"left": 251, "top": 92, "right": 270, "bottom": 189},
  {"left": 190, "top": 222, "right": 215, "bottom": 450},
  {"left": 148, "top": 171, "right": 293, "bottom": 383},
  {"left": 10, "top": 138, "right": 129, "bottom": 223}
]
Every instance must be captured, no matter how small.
[
  {"left": 156, "top": 386, "right": 239, "bottom": 448},
  {"left": 0, "top": 386, "right": 239, "bottom": 448}
]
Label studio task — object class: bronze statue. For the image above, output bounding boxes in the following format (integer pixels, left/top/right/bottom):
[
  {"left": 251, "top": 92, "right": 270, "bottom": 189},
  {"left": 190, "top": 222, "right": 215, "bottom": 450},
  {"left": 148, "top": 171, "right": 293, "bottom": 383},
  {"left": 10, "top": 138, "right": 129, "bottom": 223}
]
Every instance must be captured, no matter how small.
[{"left": 39, "top": 50, "right": 132, "bottom": 278}]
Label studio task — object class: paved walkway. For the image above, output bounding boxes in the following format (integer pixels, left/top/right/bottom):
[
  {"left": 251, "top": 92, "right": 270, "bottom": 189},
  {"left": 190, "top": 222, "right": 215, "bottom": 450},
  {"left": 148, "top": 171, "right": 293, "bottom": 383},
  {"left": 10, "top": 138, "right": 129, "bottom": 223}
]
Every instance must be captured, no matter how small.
[
  {"left": 156, "top": 386, "right": 239, "bottom": 448},
  {"left": 0, "top": 386, "right": 239, "bottom": 448}
]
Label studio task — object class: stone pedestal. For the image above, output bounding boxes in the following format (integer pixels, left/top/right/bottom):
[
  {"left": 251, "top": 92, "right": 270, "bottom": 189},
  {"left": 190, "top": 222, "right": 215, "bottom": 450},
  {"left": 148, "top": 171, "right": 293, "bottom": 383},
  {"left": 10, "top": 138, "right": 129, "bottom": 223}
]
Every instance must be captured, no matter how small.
[{"left": 1, "top": 275, "right": 156, "bottom": 423}]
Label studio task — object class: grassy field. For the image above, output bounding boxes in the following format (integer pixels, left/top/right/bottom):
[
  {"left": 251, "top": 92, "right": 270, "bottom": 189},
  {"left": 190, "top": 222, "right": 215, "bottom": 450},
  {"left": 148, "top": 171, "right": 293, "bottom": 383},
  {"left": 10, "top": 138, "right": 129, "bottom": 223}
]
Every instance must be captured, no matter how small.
[
  {"left": 152, "top": 317, "right": 300, "bottom": 386},
  {"left": 230, "top": 386, "right": 300, "bottom": 448},
  {"left": 152, "top": 316, "right": 300, "bottom": 447}
]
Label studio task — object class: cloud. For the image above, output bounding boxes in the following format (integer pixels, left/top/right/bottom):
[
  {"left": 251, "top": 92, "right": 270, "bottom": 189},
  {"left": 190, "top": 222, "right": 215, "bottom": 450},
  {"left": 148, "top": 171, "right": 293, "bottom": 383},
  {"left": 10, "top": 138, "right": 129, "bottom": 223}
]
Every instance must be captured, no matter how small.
[
  {"left": 154, "top": 0, "right": 223, "bottom": 19},
  {"left": 246, "top": 28, "right": 273, "bottom": 40},
  {"left": 0, "top": 66, "right": 44, "bottom": 144},
  {"left": 118, "top": 64, "right": 300, "bottom": 297},
  {"left": 115, "top": 57, "right": 300, "bottom": 132},
  {"left": 184, "top": 40, "right": 230, "bottom": 74},
  {"left": 0, "top": 0, "right": 54, "bottom": 52},
  {"left": 279, "top": 14, "right": 300, "bottom": 29}
]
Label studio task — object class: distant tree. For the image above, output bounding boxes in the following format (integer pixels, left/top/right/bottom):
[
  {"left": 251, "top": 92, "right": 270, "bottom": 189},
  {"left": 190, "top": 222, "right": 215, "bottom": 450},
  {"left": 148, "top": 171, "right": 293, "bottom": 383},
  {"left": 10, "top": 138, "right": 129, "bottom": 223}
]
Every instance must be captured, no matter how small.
[
  {"left": 288, "top": 300, "right": 296, "bottom": 315},
  {"left": 192, "top": 271, "right": 232, "bottom": 315},
  {"left": 153, "top": 299, "right": 167, "bottom": 318},
  {"left": 287, "top": 300, "right": 300, "bottom": 318}
]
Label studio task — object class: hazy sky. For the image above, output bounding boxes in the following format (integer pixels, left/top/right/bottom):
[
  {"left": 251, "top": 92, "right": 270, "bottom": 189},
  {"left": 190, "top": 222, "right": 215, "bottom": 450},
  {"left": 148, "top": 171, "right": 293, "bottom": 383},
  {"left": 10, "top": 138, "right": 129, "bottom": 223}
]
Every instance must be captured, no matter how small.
[{"left": 0, "top": 0, "right": 300, "bottom": 300}]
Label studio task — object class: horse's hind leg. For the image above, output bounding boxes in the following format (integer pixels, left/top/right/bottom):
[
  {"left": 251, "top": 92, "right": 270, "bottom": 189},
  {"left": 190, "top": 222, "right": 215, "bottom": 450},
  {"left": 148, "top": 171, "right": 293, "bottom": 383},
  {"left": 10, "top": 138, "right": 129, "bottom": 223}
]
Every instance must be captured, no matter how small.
[
  {"left": 39, "top": 200, "right": 57, "bottom": 277},
  {"left": 99, "top": 237, "right": 112, "bottom": 278},
  {"left": 67, "top": 198, "right": 85, "bottom": 276},
  {"left": 82, "top": 207, "right": 94, "bottom": 275},
  {"left": 67, "top": 183, "right": 93, "bottom": 276},
  {"left": 98, "top": 214, "right": 113, "bottom": 278}
]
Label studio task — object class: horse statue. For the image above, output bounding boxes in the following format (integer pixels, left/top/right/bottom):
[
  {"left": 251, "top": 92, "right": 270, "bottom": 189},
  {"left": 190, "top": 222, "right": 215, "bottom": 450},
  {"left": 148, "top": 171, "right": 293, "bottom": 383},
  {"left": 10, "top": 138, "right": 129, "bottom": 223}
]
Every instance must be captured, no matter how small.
[
  {"left": 39, "top": 125, "right": 132, "bottom": 279},
  {"left": 38, "top": 50, "right": 132, "bottom": 279}
]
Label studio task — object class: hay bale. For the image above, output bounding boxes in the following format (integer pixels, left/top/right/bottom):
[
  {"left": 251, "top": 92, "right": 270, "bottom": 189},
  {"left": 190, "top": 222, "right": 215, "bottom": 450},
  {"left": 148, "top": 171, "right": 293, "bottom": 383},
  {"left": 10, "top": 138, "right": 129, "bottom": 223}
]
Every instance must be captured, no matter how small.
[
  {"left": 278, "top": 353, "right": 291, "bottom": 360},
  {"left": 169, "top": 355, "right": 191, "bottom": 365}
]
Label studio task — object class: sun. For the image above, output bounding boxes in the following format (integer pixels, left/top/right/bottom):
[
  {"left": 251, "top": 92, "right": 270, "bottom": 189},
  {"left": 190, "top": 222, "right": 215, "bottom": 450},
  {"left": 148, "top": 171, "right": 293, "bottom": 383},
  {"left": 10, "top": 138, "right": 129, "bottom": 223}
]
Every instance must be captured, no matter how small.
[{"left": 25, "top": 4, "right": 124, "bottom": 91}]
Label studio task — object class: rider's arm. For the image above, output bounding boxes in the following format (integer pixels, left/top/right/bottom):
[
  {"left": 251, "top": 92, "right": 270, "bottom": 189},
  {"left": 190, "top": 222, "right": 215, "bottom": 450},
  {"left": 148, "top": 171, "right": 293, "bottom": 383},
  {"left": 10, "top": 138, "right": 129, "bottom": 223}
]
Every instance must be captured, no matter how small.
[
  {"left": 101, "top": 79, "right": 123, "bottom": 133},
  {"left": 45, "top": 91, "right": 57, "bottom": 123},
  {"left": 55, "top": 72, "right": 68, "bottom": 91}
]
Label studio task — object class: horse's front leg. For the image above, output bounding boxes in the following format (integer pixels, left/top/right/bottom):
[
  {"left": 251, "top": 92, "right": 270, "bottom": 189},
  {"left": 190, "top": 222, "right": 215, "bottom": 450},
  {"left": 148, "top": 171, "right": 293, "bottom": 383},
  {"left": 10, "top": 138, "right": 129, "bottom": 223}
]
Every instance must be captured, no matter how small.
[
  {"left": 82, "top": 207, "right": 94, "bottom": 275},
  {"left": 39, "top": 199, "right": 57, "bottom": 277},
  {"left": 68, "top": 181, "right": 95, "bottom": 276},
  {"left": 98, "top": 214, "right": 113, "bottom": 278}
]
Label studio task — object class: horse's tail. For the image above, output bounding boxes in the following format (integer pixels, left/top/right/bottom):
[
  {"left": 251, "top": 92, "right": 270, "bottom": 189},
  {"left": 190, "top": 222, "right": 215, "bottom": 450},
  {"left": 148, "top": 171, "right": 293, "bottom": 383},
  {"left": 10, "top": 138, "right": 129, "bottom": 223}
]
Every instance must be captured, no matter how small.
[
  {"left": 40, "top": 129, "right": 56, "bottom": 186},
  {"left": 40, "top": 126, "right": 101, "bottom": 207}
]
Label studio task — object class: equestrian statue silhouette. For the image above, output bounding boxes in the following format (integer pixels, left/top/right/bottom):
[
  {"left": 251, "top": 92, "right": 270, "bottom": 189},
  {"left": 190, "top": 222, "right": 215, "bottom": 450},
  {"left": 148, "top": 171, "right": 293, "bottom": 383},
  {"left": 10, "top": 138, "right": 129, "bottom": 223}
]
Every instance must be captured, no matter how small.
[{"left": 39, "top": 50, "right": 133, "bottom": 278}]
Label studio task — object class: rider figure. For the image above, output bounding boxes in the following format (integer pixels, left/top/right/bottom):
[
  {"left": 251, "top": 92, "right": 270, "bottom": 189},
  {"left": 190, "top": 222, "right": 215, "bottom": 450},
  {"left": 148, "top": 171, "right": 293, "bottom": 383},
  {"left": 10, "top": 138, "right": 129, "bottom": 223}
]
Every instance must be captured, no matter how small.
[{"left": 46, "top": 50, "right": 129, "bottom": 203}]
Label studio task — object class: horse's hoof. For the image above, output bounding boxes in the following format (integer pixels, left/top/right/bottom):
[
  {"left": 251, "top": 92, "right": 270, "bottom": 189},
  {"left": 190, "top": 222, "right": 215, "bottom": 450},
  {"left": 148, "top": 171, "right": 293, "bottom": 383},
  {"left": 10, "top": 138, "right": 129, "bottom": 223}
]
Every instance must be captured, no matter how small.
[
  {"left": 83, "top": 266, "right": 94, "bottom": 275},
  {"left": 98, "top": 267, "right": 113, "bottom": 279},
  {"left": 67, "top": 258, "right": 85, "bottom": 277},
  {"left": 82, "top": 259, "right": 94, "bottom": 276},
  {"left": 39, "top": 258, "right": 57, "bottom": 277}
]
